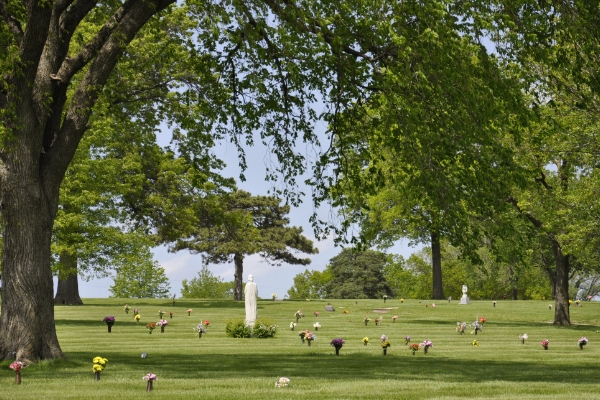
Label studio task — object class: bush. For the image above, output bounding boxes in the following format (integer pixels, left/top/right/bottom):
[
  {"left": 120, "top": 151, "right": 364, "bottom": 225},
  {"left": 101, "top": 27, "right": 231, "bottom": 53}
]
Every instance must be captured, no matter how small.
[
  {"left": 225, "top": 318, "right": 278, "bottom": 338},
  {"left": 225, "top": 319, "right": 251, "bottom": 338},
  {"left": 252, "top": 318, "right": 278, "bottom": 338}
]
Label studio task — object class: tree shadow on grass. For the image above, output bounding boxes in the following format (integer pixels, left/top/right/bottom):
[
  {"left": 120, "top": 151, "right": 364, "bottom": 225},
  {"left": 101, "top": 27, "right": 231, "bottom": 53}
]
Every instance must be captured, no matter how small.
[{"left": 63, "top": 350, "right": 597, "bottom": 384}]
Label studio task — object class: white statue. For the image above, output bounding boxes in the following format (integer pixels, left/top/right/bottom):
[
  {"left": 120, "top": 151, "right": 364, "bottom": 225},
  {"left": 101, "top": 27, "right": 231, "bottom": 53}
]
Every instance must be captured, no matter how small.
[
  {"left": 244, "top": 274, "right": 258, "bottom": 326},
  {"left": 459, "top": 284, "right": 470, "bottom": 305}
]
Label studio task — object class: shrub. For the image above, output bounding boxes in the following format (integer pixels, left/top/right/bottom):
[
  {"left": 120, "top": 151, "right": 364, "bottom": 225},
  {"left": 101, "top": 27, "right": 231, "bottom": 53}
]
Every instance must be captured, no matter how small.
[
  {"left": 225, "top": 319, "right": 251, "bottom": 338},
  {"left": 253, "top": 318, "right": 278, "bottom": 338}
]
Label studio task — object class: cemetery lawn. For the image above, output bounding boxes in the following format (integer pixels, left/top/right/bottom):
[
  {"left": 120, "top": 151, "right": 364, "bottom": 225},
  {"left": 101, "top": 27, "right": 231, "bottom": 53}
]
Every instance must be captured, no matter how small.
[{"left": 2, "top": 298, "right": 600, "bottom": 399}]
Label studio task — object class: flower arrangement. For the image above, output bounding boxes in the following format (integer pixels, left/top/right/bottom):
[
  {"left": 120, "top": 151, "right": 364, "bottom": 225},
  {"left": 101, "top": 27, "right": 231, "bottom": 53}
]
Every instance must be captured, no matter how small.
[
  {"left": 272, "top": 293, "right": 278, "bottom": 301},
  {"left": 203, "top": 319, "right": 210, "bottom": 327},
  {"left": 290, "top": 322, "right": 296, "bottom": 331},
  {"left": 569, "top": 299, "right": 573, "bottom": 305},
  {"left": 578, "top": 337, "right": 588, "bottom": 350},
  {"left": 135, "top": 314, "right": 141, "bottom": 323},
  {"left": 375, "top": 316, "right": 383, "bottom": 326},
  {"left": 421, "top": 340, "right": 433, "bottom": 354},
  {"left": 275, "top": 377, "right": 290, "bottom": 388},
  {"left": 133, "top": 308, "right": 139, "bottom": 317},
  {"left": 313, "top": 322, "right": 321, "bottom": 331},
  {"left": 392, "top": 315, "right": 398, "bottom": 323},
  {"left": 295, "top": 310, "right": 304, "bottom": 322},
  {"left": 330, "top": 338, "right": 345, "bottom": 355},
  {"left": 146, "top": 322, "right": 156, "bottom": 334},
  {"left": 472, "top": 321, "right": 483, "bottom": 335},
  {"left": 158, "top": 310, "right": 165, "bottom": 319},
  {"left": 314, "top": 311, "right": 319, "bottom": 317},
  {"left": 404, "top": 335, "right": 411, "bottom": 345},
  {"left": 432, "top": 303, "right": 436, "bottom": 308},
  {"left": 576, "top": 299, "right": 581, "bottom": 306},
  {"left": 195, "top": 323, "right": 207, "bottom": 338},
  {"left": 548, "top": 304, "right": 552, "bottom": 310},
  {"left": 10, "top": 361, "right": 23, "bottom": 384},
  {"left": 343, "top": 310, "right": 348, "bottom": 314},
  {"left": 540, "top": 339, "right": 549, "bottom": 350},
  {"left": 400, "top": 298, "right": 404, "bottom": 303},
  {"left": 143, "top": 373, "right": 157, "bottom": 392},
  {"left": 493, "top": 301, "right": 497, "bottom": 308},
  {"left": 409, "top": 343, "right": 420, "bottom": 355},
  {"left": 362, "top": 337, "right": 369, "bottom": 346},
  {"left": 381, "top": 340, "right": 391, "bottom": 355},
  {"left": 187, "top": 308, "right": 192, "bottom": 316},
  {"left": 299, "top": 330, "right": 310, "bottom": 343},
  {"left": 519, "top": 334, "right": 528, "bottom": 344},
  {"left": 363, "top": 316, "right": 370, "bottom": 326},
  {"left": 103, "top": 316, "right": 115, "bottom": 332},
  {"left": 10, "top": 361, "right": 23, "bottom": 372},
  {"left": 305, "top": 332, "right": 316, "bottom": 346},
  {"left": 457, "top": 322, "right": 467, "bottom": 335},
  {"left": 92, "top": 357, "right": 108, "bottom": 381},
  {"left": 380, "top": 334, "right": 388, "bottom": 342},
  {"left": 479, "top": 317, "right": 487, "bottom": 324},
  {"left": 157, "top": 319, "right": 168, "bottom": 333},
  {"left": 472, "top": 340, "right": 478, "bottom": 346},
  {"left": 124, "top": 304, "right": 130, "bottom": 314},
  {"left": 383, "top": 294, "right": 388, "bottom": 303},
  {"left": 169, "top": 311, "right": 173, "bottom": 319}
]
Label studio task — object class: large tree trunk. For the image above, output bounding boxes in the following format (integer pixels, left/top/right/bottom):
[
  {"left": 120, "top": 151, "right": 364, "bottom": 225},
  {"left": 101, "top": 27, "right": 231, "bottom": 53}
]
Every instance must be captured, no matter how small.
[
  {"left": 431, "top": 231, "right": 445, "bottom": 299},
  {"left": 54, "top": 253, "right": 83, "bottom": 305},
  {"left": 0, "top": 177, "right": 64, "bottom": 363},
  {"left": 233, "top": 252, "right": 244, "bottom": 301},
  {"left": 551, "top": 240, "right": 570, "bottom": 325}
]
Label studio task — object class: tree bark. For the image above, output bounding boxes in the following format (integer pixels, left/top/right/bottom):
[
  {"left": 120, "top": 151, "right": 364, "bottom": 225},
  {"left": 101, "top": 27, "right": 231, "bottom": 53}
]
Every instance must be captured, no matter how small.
[
  {"left": 234, "top": 252, "right": 244, "bottom": 301},
  {"left": 54, "top": 253, "right": 83, "bottom": 305},
  {"left": 551, "top": 240, "right": 570, "bottom": 326},
  {"left": 431, "top": 231, "right": 445, "bottom": 299}
]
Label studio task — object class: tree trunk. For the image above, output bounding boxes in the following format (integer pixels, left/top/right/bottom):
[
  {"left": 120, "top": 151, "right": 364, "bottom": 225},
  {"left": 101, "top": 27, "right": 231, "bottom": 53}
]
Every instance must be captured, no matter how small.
[
  {"left": 54, "top": 253, "right": 83, "bottom": 305},
  {"left": 551, "top": 240, "right": 570, "bottom": 326},
  {"left": 431, "top": 231, "right": 445, "bottom": 299},
  {"left": 0, "top": 181, "right": 64, "bottom": 362},
  {"left": 234, "top": 252, "right": 244, "bottom": 301}
]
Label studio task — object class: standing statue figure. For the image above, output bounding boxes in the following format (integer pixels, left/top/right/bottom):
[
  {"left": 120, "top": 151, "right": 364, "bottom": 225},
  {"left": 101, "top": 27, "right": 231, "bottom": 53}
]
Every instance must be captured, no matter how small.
[
  {"left": 459, "top": 284, "right": 470, "bottom": 305},
  {"left": 245, "top": 274, "right": 258, "bottom": 326}
]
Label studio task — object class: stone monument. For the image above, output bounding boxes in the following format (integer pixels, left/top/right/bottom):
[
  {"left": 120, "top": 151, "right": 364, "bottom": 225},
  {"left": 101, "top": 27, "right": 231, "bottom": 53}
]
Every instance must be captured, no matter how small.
[
  {"left": 244, "top": 274, "right": 258, "bottom": 326},
  {"left": 459, "top": 284, "right": 470, "bottom": 305}
]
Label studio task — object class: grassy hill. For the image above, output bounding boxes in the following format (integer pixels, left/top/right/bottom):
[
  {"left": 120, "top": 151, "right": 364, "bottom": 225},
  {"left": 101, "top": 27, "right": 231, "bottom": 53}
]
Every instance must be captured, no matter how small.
[{"left": 2, "top": 298, "right": 600, "bottom": 399}]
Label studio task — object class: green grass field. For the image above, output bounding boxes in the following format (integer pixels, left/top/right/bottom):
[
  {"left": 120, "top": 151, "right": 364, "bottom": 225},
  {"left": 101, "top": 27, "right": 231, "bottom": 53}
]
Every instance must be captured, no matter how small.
[{"left": 2, "top": 298, "right": 600, "bottom": 399}]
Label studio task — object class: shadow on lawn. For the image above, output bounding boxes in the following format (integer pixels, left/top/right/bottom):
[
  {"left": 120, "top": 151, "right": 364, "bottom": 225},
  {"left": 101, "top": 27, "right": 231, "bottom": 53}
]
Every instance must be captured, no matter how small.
[{"left": 64, "top": 350, "right": 597, "bottom": 384}]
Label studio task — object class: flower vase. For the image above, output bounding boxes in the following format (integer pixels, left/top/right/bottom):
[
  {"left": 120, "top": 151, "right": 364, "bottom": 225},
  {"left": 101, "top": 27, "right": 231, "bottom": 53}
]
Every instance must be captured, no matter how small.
[
  {"left": 188, "top": 311, "right": 191, "bottom": 316},
  {"left": 364, "top": 343, "right": 367, "bottom": 346},
  {"left": 198, "top": 332, "right": 202, "bottom": 339},
  {"left": 15, "top": 372, "right": 21, "bottom": 385},
  {"left": 375, "top": 321, "right": 379, "bottom": 326},
  {"left": 291, "top": 326, "right": 294, "bottom": 331},
  {"left": 94, "top": 372, "right": 100, "bottom": 381},
  {"left": 146, "top": 380, "right": 153, "bottom": 392},
  {"left": 335, "top": 347, "right": 340, "bottom": 356},
  {"left": 521, "top": 338, "right": 525, "bottom": 344},
  {"left": 315, "top": 327, "right": 318, "bottom": 331},
  {"left": 149, "top": 330, "right": 153, "bottom": 335},
  {"left": 384, "top": 298, "right": 387, "bottom": 303},
  {"left": 301, "top": 338, "right": 305, "bottom": 343},
  {"left": 383, "top": 348, "right": 387, "bottom": 356},
  {"left": 580, "top": 344, "right": 584, "bottom": 350},
  {"left": 475, "top": 330, "right": 478, "bottom": 335},
  {"left": 296, "top": 317, "right": 300, "bottom": 323},
  {"left": 136, "top": 320, "right": 140, "bottom": 324},
  {"left": 170, "top": 315, "right": 172, "bottom": 319},
  {"left": 125, "top": 310, "right": 129, "bottom": 314},
  {"left": 364, "top": 321, "right": 368, "bottom": 326},
  {"left": 107, "top": 325, "right": 112, "bottom": 333},
  {"left": 543, "top": 345, "right": 548, "bottom": 350},
  {"left": 424, "top": 346, "right": 428, "bottom": 354},
  {"left": 161, "top": 326, "right": 165, "bottom": 333},
  {"left": 307, "top": 340, "right": 311, "bottom": 347}
]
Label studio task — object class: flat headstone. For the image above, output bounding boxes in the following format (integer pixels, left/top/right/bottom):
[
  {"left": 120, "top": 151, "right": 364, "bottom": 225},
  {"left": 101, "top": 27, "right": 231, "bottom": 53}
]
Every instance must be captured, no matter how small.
[
  {"left": 325, "top": 305, "right": 335, "bottom": 312},
  {"left": 373, "top": 308, "right": 393, "bottom": 313}
]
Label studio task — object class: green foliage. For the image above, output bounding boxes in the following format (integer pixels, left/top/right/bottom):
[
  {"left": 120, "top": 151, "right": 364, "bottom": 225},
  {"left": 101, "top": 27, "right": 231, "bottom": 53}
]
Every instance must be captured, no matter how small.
[
  {"left": 225, "top": 319, "right": 251, "bottom": 339},
  {"left": 252, "top": 318, "right": 278, "bottom": 338},
  {"left": 180, "top": 266, "right": 234, "bottom": 299},
  {"left": 324, "top": 248, "right": 392, "bottom": 299},
  {"left": 109, "top": 251, "right": 171, "bottom": 298},
  {"left": 287, "top": 269, "right": 332, "bottom": 300}
]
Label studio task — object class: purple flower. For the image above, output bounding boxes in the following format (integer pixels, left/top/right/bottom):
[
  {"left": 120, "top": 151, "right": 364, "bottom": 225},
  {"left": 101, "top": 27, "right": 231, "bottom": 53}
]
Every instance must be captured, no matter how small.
[
  {"left": 103, "top": 316, "right": 115, "bottom": 325},
  {"left": 330, "top": 338, "right": 345, "bottom": 348}
]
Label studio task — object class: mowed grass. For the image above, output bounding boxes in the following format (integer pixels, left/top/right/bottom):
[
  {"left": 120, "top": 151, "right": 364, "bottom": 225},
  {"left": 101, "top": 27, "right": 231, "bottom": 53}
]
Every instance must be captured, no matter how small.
[{"left": 2, "top": 298, "right": 600, "bottom": 399}]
